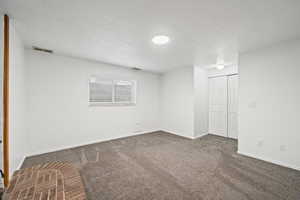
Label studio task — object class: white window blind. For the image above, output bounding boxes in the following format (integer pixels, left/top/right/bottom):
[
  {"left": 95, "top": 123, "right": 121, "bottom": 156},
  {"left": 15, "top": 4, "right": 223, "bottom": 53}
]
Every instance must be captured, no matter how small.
[
  {"left": 89, "top": 81, "right": 113, "bottom": 103},
  {"left": 89, "top": 78, "right": 136, "bottom": 106},
  {"left": 114, "top": 81, "right": 133, "bottom": 103}
]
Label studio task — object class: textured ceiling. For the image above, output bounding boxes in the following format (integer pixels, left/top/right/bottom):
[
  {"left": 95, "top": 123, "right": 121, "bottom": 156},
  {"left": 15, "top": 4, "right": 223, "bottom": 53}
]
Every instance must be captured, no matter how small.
[{"left": 1, "top": 0, "right": 300, "bottom": 73}]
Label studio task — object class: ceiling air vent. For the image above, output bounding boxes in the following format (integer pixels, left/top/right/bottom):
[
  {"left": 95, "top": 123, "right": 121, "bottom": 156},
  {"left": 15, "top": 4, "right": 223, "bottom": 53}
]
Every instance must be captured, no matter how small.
[
  {"left": 131, "top": 67, "right": 142, "bottom": 71},
  {"left": 32, "top": 46, "right": 53, "bottom": 54}
]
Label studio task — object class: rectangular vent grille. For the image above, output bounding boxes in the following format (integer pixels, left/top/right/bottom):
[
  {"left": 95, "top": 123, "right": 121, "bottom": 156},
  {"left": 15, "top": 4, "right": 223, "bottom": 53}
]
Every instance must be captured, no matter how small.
[{"left": 32, "top": 46, "right": 53, "bottom": 53}]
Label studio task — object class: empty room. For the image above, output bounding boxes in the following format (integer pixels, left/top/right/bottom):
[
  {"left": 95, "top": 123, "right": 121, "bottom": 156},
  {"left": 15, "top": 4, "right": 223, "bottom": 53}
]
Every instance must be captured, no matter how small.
[{"left": 0, "top": 0, "right": 300, "bottom": 199}]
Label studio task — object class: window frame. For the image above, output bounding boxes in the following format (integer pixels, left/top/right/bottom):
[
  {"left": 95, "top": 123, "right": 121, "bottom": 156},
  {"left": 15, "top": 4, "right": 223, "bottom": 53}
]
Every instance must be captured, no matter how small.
[{"left": 88, "top": 77, "right": 137, "bottom": 106}]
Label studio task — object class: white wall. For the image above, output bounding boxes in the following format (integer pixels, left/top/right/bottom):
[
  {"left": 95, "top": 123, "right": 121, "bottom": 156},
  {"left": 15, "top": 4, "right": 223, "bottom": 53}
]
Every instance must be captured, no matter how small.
[
  {"left": 9, "top": 19, "right": 28, "bottom": 173},
  {"left": 161, "top": 67, "right": 194, "bottom": 138},
  {"left": 238, "top": 39, "right": 300, "bottom": 170},
  {"left": 26, "top": 50, "right": 161, "bottom": 155},
  {"left": 194, "top": 67, "right": 208, "bottom": 137}
]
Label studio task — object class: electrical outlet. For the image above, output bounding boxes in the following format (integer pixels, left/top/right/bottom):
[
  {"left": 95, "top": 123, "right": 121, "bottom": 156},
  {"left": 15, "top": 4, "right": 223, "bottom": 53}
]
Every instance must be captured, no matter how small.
[
  {"left": 280, "top": 145, "right": 286, "bottom": 152},
  {"left": 134, "top": 122, "right": 142, "bottom": 133},
  {"left": 248, "top": 101, "right": 257, "bottom": 109},
  {"left": 257, "top": 140, "right": 263, "bottom": 147}
]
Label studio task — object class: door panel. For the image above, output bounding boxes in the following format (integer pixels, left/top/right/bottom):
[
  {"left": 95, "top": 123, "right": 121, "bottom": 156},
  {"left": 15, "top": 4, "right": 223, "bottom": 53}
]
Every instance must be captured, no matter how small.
[
  {"left": 228, "top": 75, "right": 239, "bottom": 139},
  {"left": 209, "top": 76, "right": 228, "bottom": 137}
]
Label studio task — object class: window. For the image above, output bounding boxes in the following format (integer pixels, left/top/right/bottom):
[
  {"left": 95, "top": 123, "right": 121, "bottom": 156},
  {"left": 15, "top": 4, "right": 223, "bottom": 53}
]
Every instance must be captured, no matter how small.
[{"left": 89, "top": 77, "right": 136, "bottom": 106}]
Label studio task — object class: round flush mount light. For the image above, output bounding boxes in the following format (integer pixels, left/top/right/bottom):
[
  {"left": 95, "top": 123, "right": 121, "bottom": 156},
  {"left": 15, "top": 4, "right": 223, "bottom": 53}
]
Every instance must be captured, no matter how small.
[
  {"left": 216, "top": 64, "right": 225, "bottom": 70},
  {"left": 152, "top": 35, "right": 170, "bottom": 45}
]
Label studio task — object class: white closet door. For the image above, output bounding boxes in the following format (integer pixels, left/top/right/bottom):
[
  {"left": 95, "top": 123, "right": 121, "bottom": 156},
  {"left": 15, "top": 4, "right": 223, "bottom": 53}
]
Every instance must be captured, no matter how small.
[
  {"left": 209, "top": 76, "right": 228, "bottom": 137},
  {"left": 228, "top": 75, "right": 239, "bottom": 139}
]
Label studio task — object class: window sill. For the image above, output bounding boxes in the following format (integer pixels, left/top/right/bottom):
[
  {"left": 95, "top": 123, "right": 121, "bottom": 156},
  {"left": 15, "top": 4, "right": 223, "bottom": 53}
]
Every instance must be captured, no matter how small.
[{"left": 89, "top": 102, "right": 136, "bottom": 107}]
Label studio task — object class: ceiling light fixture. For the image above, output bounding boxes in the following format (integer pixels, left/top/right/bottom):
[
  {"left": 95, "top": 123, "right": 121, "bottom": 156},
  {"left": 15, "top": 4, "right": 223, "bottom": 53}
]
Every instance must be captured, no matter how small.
[
  {"left": 216, "top": 64, "right": 225, "bottom": 70},
  {"left": 152, "top": 35, "right": 170, "bottom": 45}
]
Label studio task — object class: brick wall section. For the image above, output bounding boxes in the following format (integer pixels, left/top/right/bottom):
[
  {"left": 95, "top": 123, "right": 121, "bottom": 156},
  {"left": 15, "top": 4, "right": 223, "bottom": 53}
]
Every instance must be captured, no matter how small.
[{"left": 3, "top": 161, "right": 87, "bottom": 200}]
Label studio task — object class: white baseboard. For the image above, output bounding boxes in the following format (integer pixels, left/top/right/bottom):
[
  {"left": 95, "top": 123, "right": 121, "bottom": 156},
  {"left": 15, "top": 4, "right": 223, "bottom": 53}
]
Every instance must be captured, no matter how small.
[
  {"left": 27, "top": 129, "right": 160, "bottom": 157},
  {"left": 17, "top": 156, "right": 26, "bottom": 170},
  {"left": 237, "top": 151, "right": 300, "bottom": 171},
  {"left": 193, "top": 132, "right": 208, "bottom": 139},
  {"left": 160, "top": 130, "right": 208, "bottom": 140},
  {"left": 160, "top": 129, "right": 194, "bottom": 139}
]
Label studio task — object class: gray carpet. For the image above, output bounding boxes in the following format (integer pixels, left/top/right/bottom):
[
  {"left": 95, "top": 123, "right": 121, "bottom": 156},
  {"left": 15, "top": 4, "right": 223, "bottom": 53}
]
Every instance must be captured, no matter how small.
[{"left": 21, "top": 132, "right": 300, "bottom": 200}]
